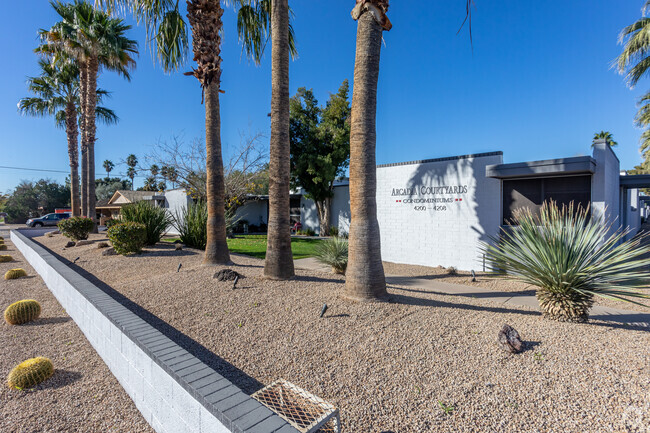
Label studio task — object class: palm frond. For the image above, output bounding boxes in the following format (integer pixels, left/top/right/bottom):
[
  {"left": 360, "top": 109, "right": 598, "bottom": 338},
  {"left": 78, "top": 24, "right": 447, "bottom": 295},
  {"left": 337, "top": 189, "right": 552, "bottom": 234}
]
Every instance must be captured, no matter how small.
[{"left": 95, "top": 106, "right": 119, "bottom": 125}]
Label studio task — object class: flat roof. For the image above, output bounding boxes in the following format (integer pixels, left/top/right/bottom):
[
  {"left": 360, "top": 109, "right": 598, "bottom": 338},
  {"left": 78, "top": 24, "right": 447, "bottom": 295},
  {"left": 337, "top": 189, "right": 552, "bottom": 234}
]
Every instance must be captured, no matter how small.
[
  {"left": 620, "top": 174, "right": 650, "bottom": 188},
  {"left": 486, "top": 156, "right": 596, "bottom": 179},
  {"left": 376, "top": 151, "right": 503, "bottom": 169}
]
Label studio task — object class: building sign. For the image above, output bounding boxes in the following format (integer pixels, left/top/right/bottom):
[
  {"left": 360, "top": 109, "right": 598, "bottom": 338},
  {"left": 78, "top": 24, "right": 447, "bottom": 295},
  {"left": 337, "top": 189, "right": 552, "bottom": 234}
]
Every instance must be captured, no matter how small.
[{"left": 390, "top": 185, "right": 469, "bottom": 211}]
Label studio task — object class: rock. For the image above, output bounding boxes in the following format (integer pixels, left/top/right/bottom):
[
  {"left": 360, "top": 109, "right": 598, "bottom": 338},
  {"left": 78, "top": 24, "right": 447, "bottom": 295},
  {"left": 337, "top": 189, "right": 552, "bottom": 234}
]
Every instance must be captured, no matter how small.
[
  {"left": 75, "top": 240, "right": 92, "bottom": 246},
  {"left": 498, "top": 324, "right": 524, "bottom": 353},
  {"left": 46, "top": 232, "right": 55, "bottom": 238},
  {"left": 213, "top": 269, "right": 241, "bottom": 281},
  {"left": 102, "top": 247, "right": 117, "bottom": 256},
  {"left": 97, "top": 242, "right": 109, "bottom": 249},
  {"left": 175, "top": 243, "right": 183, "bottom": 251},
  {"left": 65, "top": 241, "right": 76, "bottom": 248}
]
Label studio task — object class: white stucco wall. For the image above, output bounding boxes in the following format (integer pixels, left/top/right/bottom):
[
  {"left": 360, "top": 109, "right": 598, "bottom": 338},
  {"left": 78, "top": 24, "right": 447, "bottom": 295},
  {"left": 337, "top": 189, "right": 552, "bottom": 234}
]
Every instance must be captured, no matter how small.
[
  {"left": 163, "top": 189, "right": 191, "bottom": 235},
  {"left": 234, "top": 200, "right": 268, "bottom": 229},
  {"left": 591, "top": 141, "right": 621, "bottom": 228},
  {"left": 624, "top": 187, "right": 641, "bottom": 240},
  {"left": 299, "top": 197, "right": 319, "bottom": 233},
  {"left": 375, "top": 152, "right": 503, "bottom": 271},
  {"left": 331, "top": 185, "right": 351, "bottom": 235}
]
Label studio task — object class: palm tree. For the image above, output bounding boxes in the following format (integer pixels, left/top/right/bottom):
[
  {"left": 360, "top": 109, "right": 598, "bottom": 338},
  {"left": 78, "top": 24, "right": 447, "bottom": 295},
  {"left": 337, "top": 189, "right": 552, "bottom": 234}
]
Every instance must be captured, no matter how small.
[
  {"left": 103, "top": 159, "right": 114, "bottom": 178},
  {"left": 38, "top": 0, "right": 137, "bottom": 226},
  {"left": 592, "top": 131, "right": 618, "bottom": 147},
  {"left": 97, "top": 0, "right": 293, "bottom": 266},
  {"left": 343, "top": 1, "right": 393, "bottom": 301},
  {"left": 616, "top": 0, "right": 650, "bottom": 88},
  {"left": 18, "top": 57, "right": 117, "bottom": 217},
  {"left": 264, "top": 0, "right": 294, "bottom": 279},
  {"left": 126, "top": 153, "right": 137, "bottom": 189}
]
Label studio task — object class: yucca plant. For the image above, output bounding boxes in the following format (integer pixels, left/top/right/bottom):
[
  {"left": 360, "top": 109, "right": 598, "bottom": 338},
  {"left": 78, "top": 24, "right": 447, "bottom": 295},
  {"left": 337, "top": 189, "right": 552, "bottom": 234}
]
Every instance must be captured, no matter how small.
[
  {"left": 172, "top": 201, "right": 208, "bottom": 250},
  {"left": 120, "top": 201, "right": 171, "bottom": 245},
  {"left": 315, "top": 236, "right": 349, "bottom": 274},
  {"left": 482, "top": 202, "right": 650, "bottom": 322}
]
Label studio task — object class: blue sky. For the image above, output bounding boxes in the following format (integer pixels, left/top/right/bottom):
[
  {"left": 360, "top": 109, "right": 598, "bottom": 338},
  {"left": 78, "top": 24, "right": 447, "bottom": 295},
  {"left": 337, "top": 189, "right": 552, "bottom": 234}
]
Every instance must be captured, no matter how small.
[{"left": 1, "top": 0, "right": 648, "bottom": 193}]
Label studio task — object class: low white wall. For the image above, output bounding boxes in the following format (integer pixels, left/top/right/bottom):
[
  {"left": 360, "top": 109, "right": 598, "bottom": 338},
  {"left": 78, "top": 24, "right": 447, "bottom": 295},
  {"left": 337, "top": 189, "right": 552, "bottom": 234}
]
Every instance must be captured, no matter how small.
[{"left": 11, "top": 230, "right": 297, "bottom": 433}]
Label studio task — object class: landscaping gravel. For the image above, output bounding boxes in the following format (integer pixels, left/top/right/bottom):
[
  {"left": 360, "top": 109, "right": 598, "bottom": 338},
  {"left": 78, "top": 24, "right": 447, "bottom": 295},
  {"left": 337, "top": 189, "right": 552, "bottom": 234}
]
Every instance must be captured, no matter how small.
[
  {"left": 36, "top": 232, "right": 650, "bottom": 432},
  {"left": 0, "top": 233, "right": 152, "bottom": 433}
]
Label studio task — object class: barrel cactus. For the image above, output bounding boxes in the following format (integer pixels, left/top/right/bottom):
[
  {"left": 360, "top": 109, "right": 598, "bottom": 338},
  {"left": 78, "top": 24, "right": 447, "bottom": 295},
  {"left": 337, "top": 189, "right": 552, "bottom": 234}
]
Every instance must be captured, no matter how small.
[
  {"left": 4, "top": 300, "right": 41, "bottom": 325},
  {"left": 0, "top": 255, "right": 12, "bottom": 263},
  {"left": 0, "top": 236, "right": 4, "bottom": 240},
  {"left": 7, "top": 357, "right": 54, "bottom": 389},
  {"left": 0, "top": 245, "right": 7, "bottom": 251},
  {"left": 4, "top": 269, "right": 27, "bottom": 280}
]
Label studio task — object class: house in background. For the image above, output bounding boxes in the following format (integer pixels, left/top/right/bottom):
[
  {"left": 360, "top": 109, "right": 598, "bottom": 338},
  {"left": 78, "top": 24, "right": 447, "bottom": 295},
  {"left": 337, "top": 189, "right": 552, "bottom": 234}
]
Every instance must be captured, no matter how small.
[{"left": 96, "top": 189, "right": 191, "bottom": 233}]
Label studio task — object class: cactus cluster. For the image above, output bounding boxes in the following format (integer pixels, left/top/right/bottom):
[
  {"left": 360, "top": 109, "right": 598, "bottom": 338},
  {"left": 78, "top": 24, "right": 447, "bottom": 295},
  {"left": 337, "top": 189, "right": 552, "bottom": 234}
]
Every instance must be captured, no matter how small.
[
  {"left": 4, "top": 268, "right": 27, "bottom": 280},
  {"left": 0, "top": 255, "right": 12, "bottom": 263},
  {"left": 4, "top": 300, "right": 41, "bottom": 325},
  {"left": 7, "top": 357, "right": 54, "bottom": 389}
]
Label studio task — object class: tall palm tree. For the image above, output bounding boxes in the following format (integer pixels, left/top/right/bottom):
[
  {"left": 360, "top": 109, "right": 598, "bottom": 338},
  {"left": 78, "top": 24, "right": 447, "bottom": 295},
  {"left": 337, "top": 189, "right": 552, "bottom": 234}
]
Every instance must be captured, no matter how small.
[
  {"left": 103, "top": 159, "right": 114, "bottom": 178},
  {"left": 264, "top": 0, "right": 294, "bottom": 279},
  {"left": 126, "top": 153, "right": 137, "bottom": 189},
  {"left": 97, "top": 0, "right": 293, "bottom": 266},
  {"left": 592, "top": 131, "right": 618, "bottom": 147},
  {"left": 344, "top": 0, "right": 392, "bottom": 301},
  {"left": 18, "top": 57, "right": 117, "bottom": 217},
  {"left": 39, "top": 0, "right": 137, "bottom": 226},
  {"left": 617, "top": 0, "right": 650, "bottom": 88}
]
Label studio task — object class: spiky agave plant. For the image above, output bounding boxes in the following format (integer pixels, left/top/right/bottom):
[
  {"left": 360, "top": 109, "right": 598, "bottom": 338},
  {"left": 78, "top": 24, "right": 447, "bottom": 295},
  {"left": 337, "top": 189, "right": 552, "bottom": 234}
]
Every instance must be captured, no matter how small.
[
  {"left": 481, "top": 202, "right": 650, "bottom": 322},
  {"left": 315, "top": 236, "right": 349, "bottom": 275}
]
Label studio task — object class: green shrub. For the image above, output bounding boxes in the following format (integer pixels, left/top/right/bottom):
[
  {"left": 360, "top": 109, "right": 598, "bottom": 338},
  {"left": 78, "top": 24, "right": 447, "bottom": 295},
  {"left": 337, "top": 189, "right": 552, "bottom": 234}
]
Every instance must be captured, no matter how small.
[
  {"left": 327, "top": 226, "right": 339, "bottom": 237},
  {"left": 7, "top": 357, "right": 54, "bottom": 389},
  {"left": 120, "top": 201, "right": 171, "bottom": 245},
  {"left": 107, "top": 222, "right": 146, "bottom": 255},
  {"left": 58, "top": 216, "right": 94, "bottom": 241},
  {"left": 4, "top": 300, "right": 41, "bottom": 325},
  {"left": 105, "top": 218, "right": 121, "bottom": 229},
  {"left": 315, "top": 237, "right": 348, "bottom": 274},
  {"left": 172, "top": 201, "right": 207, "bottom": 250},
  {"left": 482, "top": 202, "right": 650, "bottom": 322}
]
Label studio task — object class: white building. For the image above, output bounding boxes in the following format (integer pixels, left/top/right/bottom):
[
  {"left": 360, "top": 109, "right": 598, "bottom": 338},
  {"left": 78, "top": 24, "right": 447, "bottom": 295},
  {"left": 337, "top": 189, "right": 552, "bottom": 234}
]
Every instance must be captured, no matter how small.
[{"left": 234, "top": 139, "right": 645, "bottom": 271}]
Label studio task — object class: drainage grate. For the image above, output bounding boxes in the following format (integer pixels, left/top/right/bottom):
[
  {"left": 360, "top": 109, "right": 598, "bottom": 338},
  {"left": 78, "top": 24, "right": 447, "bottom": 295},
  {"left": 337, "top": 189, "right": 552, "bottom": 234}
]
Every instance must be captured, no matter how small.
[{"left": 251, "top": 379, "right": 340, "bottom": 433}]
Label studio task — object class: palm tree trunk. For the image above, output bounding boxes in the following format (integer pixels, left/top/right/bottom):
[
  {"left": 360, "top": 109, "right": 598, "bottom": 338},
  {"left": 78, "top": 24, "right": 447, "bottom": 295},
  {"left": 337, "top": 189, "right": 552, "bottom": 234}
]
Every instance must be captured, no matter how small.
[
  {"left": 344, "top": 8, "right": 388, "bottom": 301},
  {"left": 65, "top": 100, "right": 80, "bottom": 216},
  {"left": 203, "top": 81, "right": 231, "bottom": 265},
  {"left": 79, "top": 63, "right": 88, "bottom": 217},
  {"left": 264, "top": 0, "right": 295, "bottom": 280},
  {"left": 86, "top": 56, "right": 99, "bottom": 232}
]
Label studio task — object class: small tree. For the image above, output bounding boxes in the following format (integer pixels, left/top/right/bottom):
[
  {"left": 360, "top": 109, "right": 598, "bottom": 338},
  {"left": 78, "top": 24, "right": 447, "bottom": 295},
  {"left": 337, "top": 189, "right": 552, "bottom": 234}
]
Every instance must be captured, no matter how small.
[{"left": 290, "top": 80, "right": 351, "bottom": 234}]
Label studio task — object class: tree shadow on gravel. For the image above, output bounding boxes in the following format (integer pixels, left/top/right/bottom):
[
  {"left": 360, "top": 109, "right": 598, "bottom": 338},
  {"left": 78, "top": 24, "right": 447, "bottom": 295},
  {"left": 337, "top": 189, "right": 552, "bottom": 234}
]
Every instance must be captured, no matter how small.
[
  {"left": 294, "top": 275, "right": 345, "bottom": 285},
  {"left": 388, "top": 290, "right": 650, "bottom": 332},
  {"left": 36, "top": 242, "right": 266, "bottom": 395}
]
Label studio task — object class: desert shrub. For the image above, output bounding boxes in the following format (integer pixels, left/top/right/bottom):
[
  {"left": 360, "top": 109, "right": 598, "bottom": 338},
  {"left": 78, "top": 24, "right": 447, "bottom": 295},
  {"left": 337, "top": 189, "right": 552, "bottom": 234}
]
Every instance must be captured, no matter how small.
[
  {"left": 120, "top": 201, "right": 171, "bottom": 245},
  {"left": 4, "top": 268, "right": 27, "bottom": 280},
  {"left": 482, "top": 202, "right": 650, "bottom": 322},
  {"left": 4, "top": 300, "right": 41, "bottom": 325},
  {"left": 315, "top": 237, "right": 348, "bottom": 274},
  {"left": 7, "top": 357, "right": 54, "bottom": 389},
  {"left": 58, "top": 216, "right": 94, "bottom": 241},
  {"left": 107, "top": 222, "right": 146, "bottom": 255},
  {"left": 446, "top": 266, "right": 458, "bottom": 275},
  {"left": 172, "top": 201, "right": 207, "bottom": 250},
  {"left": 0, "top": 255, "right": 13, "bottom": 263}
]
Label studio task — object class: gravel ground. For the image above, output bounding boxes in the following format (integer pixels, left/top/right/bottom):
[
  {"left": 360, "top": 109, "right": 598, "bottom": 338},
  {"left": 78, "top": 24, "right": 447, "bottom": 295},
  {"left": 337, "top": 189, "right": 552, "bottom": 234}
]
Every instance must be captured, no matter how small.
[
  {"left": 0, "top": 234, "right": 152, "bottom": 433},
  {"left": 35, "top": 233, "right": 650, "bottom": 433},
  {"left": 382, "top": 262, "right": 650, "bottom": 313}
]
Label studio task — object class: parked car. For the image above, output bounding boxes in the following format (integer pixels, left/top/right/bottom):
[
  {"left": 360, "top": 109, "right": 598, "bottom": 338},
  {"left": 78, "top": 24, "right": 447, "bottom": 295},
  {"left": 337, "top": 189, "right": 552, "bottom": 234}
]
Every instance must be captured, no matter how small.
[{"left": 26, "top": 212, "right": 71, "bottom": 228}]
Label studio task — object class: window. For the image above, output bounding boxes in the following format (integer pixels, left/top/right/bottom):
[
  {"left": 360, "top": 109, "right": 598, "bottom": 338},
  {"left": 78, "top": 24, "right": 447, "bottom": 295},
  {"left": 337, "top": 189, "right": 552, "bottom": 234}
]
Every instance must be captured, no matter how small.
[{"left": 502, "top": 175, "right": 591, "bottom": 224}]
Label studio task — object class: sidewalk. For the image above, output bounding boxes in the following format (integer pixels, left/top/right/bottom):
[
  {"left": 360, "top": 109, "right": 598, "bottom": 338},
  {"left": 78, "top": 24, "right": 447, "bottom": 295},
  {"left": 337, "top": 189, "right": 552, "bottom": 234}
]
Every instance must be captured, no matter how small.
[{"left": 294, "top": 257, "right": 650, "bottom": 329}]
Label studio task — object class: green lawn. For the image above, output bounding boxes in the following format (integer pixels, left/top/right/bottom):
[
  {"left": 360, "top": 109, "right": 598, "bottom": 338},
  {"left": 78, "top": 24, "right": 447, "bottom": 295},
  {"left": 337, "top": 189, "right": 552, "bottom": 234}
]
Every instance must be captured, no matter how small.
[{"left": 163, "top": 234, "right": 322, "bottom": 260}]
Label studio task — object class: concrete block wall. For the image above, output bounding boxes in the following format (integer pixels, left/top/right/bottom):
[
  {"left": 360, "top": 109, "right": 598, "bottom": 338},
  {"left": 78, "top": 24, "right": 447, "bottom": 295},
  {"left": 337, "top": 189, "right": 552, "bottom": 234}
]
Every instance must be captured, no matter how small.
[
  {"left": 375, "top": 152, "right": 503, "bottom": 271},
  {"left": 11, "top": 230, "right": 299, "bottom": 433}
]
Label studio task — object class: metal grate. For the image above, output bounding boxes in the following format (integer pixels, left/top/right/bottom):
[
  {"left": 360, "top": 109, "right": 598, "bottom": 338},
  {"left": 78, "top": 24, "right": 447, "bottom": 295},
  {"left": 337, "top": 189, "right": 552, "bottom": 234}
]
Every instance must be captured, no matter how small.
[{"left": 251, "top": 379, "right": 340, "bottom": 433}]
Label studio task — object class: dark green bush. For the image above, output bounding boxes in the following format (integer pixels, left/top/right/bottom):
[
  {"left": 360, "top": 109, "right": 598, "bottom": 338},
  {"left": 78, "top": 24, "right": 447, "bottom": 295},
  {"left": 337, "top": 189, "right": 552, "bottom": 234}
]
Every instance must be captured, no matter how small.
[
  {"left": 120, "top": 201, "right": 171, "bottom": 245},
  {"left": 58, "top": 217, "right": 94, "bottom": 241},
  {"left": 107, "top": 222, "right": 146, "bottom": 255},
  {"left": 105, "top": 218, "right": 121, "bottom": 229},
  {"left": 171, "top": 201, "right": 207, "bottom": 250}
]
